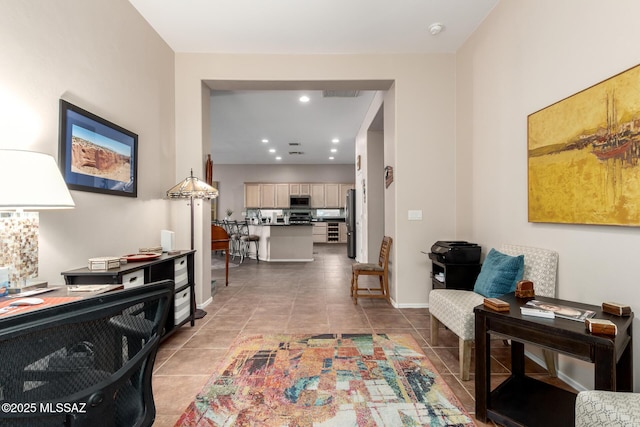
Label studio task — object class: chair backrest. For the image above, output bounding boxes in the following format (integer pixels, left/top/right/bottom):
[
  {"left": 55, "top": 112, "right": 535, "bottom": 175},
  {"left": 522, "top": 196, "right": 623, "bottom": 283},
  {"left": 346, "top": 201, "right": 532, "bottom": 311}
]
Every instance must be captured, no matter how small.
[
  {"left": 225, "top": 220, "right": 239, "bottom": 237},
  {"left": 211, "top": 224, "right": 229, "bottom": 241},
  {"left": 500, "top": 244, "right": 558, "bottom": 297},
  {"left": 378, "top": 236, "right": 393, "bottom": 269},
  {"left": 0, "top": 280, "right": 173, "bottom": 427},
  {"left": 237, "top": 220, "right": 249, "bottom": 237}
]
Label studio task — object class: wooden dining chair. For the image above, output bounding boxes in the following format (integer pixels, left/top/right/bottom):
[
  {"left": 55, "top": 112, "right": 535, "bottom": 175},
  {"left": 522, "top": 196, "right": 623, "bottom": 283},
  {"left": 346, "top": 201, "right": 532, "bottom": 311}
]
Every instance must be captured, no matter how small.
[{"left": 350, "top": 236, "right": 392, "bottom": 305}]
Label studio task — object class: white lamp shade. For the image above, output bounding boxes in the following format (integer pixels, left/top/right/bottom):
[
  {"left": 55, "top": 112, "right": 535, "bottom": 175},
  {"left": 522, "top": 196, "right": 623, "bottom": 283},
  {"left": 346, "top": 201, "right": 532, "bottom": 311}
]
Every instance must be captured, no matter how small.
[{"left": 0, "top": 150, "right": 75, "bottom": 210}]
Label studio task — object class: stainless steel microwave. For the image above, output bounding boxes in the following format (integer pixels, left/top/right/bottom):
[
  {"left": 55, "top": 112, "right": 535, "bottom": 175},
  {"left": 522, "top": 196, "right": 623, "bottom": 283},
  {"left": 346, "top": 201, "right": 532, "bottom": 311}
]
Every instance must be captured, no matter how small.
[{"left": 289, "top": 195, "right": 311, "bottom": 208}]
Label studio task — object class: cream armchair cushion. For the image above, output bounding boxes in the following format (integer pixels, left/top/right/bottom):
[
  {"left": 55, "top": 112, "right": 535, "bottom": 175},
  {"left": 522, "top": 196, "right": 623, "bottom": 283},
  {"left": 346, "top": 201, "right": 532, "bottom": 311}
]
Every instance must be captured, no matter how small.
[
  {"left": 429, "top": 244, "right": 558, "bottom": 380},
  {"left": 575, "top": 390, "right": 640, "bottom": 426}
]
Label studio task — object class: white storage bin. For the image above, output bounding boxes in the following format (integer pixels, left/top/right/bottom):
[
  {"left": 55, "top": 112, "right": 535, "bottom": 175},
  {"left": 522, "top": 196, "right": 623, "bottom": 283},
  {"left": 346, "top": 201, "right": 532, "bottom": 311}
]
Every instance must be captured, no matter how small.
[
  {"left": 122, "top": 269, "right": 145, "bottom": 289},
  {"left": 174, "top": 287, "right": 191, "bottom": 325},
  {"left": 174, "top": 256, "right": 188, "bottom": 288}
]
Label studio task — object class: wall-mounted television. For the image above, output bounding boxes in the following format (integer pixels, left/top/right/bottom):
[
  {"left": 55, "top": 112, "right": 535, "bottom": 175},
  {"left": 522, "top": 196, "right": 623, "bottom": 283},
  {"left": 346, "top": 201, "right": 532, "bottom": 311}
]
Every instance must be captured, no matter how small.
[{"left": 58, "top": 99, "right": 138, "bottom": 197}]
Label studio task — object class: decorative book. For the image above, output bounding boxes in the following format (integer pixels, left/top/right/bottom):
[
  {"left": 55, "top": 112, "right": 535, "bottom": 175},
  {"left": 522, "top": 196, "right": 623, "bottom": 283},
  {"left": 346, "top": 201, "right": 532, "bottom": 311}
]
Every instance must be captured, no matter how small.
[
  {"left": 525, "top": 300, "right": 596, "bottom": 322},
  {"left": 520, "top": 307, "right": 554, "bottom": 319},
  {"left": 585, "top": 318, "right": 617, "bottom": 336},
  {"left": 483, "top": 298, "right": 510, "bottom": 312},
  {"left": 602, "top": 302, "right": 631, "bottom": 317}
]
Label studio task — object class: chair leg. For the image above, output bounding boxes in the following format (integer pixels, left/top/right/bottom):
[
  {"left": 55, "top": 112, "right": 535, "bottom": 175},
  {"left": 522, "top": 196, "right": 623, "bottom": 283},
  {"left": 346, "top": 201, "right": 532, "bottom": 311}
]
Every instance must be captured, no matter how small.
[
  {"left": 543, "top": 349, "right": 557, "bottom": 377},
  {"left": 460, "top": 338, "right": 472, "bottom": 381},
  {"left": 350, "top": 271, "right": 354, "bottom": 296},
  {"left": 430, "top": 315, "right": 440, "bottom": 346},
  {"left": 382, "top": 273, "right": 390, "bottom": 303},
  {"left": 254, "top": 241, "right": 259, "bottom": 263},
  {"left": 352, "top": 273, "right": 358, "bottom": 305}
]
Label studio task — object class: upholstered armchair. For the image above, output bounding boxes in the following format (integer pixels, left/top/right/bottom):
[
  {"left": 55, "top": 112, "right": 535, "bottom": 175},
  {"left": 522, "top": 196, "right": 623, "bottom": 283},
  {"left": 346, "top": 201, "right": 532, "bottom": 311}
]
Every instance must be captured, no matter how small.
[
  {"left": 575, "top": 390, "right": 640, "bottom": 426},
  {"left": 429, "top": 244, "right": 559, "bottom": 380}
]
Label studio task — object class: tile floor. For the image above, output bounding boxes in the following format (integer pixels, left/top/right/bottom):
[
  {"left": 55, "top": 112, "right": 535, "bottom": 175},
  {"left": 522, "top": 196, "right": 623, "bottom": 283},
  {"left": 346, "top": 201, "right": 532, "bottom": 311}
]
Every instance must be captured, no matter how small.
[{"left": 151, "top": 244, "right": 574, "bottom": 426}]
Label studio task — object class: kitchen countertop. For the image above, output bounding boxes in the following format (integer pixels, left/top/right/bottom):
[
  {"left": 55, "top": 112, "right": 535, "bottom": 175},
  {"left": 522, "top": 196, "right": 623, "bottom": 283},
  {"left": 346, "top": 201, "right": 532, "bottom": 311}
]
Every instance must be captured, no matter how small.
[
  {"left": 249, "top": 222, "right": 313, "bottom": 226},
  {"left": 311, "top": 218, "right": 346, "bottom": 222}
]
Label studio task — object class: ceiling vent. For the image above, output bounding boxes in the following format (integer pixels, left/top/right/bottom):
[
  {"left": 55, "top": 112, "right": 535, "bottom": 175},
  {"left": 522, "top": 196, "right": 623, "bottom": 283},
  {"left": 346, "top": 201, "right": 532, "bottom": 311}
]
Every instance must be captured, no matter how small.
[
  {"left": 288, "top": 151, "right": 305, "bottom": 155},
  {"left": 288, "top": 142, "right": 301, "bottom": 146},
  {"left": 322, "top": 90, "right": 360, "bottom": 98}
]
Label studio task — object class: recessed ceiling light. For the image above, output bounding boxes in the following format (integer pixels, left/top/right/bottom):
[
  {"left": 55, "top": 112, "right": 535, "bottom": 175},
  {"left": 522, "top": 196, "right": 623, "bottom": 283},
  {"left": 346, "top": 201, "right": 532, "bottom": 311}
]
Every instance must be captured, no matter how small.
[
  {"left": 275, "top": 156, "right": 282, "bottom": 160},
  {"left": 330, "top": 148, "right": 337, "bottom": 153},
  {"left": 329, "top": 156, "right": 335, "bottom": 160},
  {"left": 299, "top": 95, "right": 310, "bottom": 103},
  {"left": 332, "top": 138, "right": 339, "bottom": 143},
  {"left": 269, "top": 148, "right": 276, "bottom": 153},
  {"left": 261, "top": 139, "right": 269, "bottom": 143}
]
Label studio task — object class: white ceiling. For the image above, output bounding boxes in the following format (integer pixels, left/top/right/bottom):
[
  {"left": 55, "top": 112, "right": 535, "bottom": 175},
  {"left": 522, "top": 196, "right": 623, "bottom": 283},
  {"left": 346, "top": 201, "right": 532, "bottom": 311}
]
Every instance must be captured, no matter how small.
[{"left": 128, "top": 0, "right": 498, "bottom": 164}]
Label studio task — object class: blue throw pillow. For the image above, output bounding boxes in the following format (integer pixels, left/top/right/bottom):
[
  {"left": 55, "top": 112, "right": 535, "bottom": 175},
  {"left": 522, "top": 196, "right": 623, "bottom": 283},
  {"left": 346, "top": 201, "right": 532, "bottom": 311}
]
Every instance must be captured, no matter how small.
[{"left": 473, "top": 248, "right": 525, "bottom": 298}]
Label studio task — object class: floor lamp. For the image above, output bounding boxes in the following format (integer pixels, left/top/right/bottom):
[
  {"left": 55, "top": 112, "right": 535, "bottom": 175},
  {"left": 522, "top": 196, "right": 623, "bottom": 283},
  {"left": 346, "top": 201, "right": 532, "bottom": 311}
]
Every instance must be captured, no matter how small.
[{"left": 166, "top": 169, "right": 218, "bottom": 319}]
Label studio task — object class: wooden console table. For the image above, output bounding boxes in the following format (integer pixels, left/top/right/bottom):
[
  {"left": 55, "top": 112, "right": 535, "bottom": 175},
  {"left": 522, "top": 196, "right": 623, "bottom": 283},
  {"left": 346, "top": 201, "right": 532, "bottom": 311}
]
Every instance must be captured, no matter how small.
[
  {"left": 61, "top": 250, "right": 196, "bottom": 340},
  {"left": 474, "top": 293, "right": 633, "bottom": 427}
]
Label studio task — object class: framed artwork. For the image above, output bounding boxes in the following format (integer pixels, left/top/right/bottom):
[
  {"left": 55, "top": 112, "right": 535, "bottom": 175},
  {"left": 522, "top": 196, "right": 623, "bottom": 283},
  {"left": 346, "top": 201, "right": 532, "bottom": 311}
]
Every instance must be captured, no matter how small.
[
  {"left": 59, "top": 99, "right": 138, "bottom": 197},
  {"left": 528, "top": 64, "right": 640, "bottom": 226}
]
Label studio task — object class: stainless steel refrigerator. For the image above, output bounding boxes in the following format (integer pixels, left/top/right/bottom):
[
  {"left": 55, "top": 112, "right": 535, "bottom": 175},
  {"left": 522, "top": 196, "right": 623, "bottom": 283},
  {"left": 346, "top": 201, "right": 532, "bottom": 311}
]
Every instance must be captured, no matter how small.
[{"left": 346, "top": 189, "right": 356, "bottom": 258}]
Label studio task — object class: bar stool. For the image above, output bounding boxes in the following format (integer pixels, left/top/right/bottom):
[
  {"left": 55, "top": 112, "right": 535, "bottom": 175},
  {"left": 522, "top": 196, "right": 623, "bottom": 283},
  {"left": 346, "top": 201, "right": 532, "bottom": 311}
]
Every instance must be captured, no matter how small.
[{"left": 237, "top": 221, "right": 260, "bottom": 263}]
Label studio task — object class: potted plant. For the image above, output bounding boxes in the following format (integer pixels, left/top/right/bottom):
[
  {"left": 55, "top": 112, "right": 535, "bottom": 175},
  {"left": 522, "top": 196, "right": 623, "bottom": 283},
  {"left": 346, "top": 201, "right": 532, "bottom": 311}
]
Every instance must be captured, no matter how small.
[{"left": 225, "top": 208, "right": 233, "bottom": 220}]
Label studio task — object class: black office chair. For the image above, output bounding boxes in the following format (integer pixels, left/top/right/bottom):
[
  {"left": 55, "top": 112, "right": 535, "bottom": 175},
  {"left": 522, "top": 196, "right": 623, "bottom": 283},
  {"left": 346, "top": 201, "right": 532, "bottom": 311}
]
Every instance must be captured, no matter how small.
[{"left": 0, "top": 280, "right": 173, "bottom": 427}]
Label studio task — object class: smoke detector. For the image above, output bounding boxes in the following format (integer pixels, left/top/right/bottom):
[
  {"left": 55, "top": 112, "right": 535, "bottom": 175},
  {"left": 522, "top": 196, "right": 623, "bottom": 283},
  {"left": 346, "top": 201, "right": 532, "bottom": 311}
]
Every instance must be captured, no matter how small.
[{"left": 429, "top": 22, "right": 445, "bottom": 35}]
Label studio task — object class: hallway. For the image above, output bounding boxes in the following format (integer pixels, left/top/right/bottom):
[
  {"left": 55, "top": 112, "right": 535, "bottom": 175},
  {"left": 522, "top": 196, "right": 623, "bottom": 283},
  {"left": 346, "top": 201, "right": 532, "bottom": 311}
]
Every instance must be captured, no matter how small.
[{"left": 151, "top": 244, "right": 567, "bottom": 426}]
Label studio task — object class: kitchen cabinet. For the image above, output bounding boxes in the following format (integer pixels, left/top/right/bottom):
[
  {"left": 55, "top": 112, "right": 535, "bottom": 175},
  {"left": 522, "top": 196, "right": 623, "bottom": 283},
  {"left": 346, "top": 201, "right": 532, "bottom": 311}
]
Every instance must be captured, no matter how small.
[
  {"left": 339, "top": 183, "right": 355, "bottom": 208},
  {"left": 245, "top": 184, "right": 261, "bottom": 208},
  {"left": 261, "top": 184, "right": 276, "bottom": 208},
  {"left": 324, "top": 184, "right": 340, "bottom": 208},
  {"left": 339, "top": 222, "right": 347, "bottom": 243},
  {"left": 289, "top": 183, "right": 311, "bottom": 196},
  {"left": 312, "top": 222, "right": 327, "bottom": 243},
  {"left": 275, "top": 183, "right": 290, "bottom": 208},
  {"left": 245, "top": 182, "right": 354, "bottom": 208},
  {"left": 310, "top": 184, "right": 325, "bottom": 208}
]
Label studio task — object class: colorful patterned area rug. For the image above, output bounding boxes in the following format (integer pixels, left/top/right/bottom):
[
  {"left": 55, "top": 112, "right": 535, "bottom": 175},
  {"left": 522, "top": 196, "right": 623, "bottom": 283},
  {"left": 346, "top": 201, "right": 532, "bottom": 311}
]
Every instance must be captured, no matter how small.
[{"left": 175, "top": 333, "right": 474, "bottom": 426}]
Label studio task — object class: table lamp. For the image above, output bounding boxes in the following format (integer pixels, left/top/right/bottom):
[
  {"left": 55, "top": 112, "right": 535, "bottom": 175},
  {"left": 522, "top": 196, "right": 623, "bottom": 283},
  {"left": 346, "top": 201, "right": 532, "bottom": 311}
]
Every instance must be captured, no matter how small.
[
  {"left": 166, "top": 169, "right": 218, "bottom": 318},
  {"left": 0, "top": 150, "right": 75, "bottom": 288}
]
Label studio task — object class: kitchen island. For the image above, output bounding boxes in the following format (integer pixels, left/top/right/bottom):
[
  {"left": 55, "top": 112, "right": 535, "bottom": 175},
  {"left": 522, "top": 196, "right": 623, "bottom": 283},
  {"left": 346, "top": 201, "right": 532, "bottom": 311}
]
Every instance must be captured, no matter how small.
[{"left": 248, "top": 223, "right": 314, "bottom": 262}]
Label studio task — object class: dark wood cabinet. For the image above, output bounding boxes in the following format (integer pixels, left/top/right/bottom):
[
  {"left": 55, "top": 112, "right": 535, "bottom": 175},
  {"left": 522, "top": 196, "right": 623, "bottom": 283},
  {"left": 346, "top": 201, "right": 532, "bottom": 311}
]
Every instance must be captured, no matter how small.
[
  {"left": 61, "top": 250, "right": 195, "bottom": 339},
  {"left": 431, "top": 259, "right": 481, "bottom": 290}
]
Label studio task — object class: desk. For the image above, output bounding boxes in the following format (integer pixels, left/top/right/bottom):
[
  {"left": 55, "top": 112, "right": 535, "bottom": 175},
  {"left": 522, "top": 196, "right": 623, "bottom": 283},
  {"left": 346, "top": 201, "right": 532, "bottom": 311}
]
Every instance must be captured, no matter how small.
[
  {"left": 0, "top": 285, "right": 122, "bottom": 318},
  {"left": 474, "top": 293, "right": 633, "bottom": 427}
]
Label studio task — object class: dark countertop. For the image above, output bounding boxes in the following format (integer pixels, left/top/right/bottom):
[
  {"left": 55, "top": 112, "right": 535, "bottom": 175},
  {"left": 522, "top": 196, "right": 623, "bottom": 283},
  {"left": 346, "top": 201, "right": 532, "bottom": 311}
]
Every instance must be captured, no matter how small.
[
  {"left": 249, "top": 223, "right": 313, "bottom": 226},
  {"left": 311, "top": 218, "right": 346, "bottom": 222}
]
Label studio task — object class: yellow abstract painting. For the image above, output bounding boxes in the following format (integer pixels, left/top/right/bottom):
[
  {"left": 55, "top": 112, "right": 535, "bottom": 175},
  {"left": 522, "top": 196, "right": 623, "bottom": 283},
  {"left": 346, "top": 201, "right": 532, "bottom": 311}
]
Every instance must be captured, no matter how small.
[{"left": 528, "top": 64, "right": 640, "bottom": 226}]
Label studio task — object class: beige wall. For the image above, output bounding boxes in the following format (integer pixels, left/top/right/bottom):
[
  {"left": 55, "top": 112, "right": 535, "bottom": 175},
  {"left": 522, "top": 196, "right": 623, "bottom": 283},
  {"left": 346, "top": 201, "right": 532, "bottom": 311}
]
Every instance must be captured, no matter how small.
[
  {"left": 0, "top": 0, "right": 175, "bottom": 283},
  {"left": 457, "top": 0, "right": 640, "bottom": 391},
  {"left": 175, "top": 54, "right": 457, "bottom": 308}
]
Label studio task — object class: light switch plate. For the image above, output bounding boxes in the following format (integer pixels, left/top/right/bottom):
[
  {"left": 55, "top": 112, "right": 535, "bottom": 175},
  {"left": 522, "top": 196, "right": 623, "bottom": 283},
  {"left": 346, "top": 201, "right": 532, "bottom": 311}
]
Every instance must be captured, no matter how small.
[{"left": 408, "top": 210, "right": 423, "bottom": 220}]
